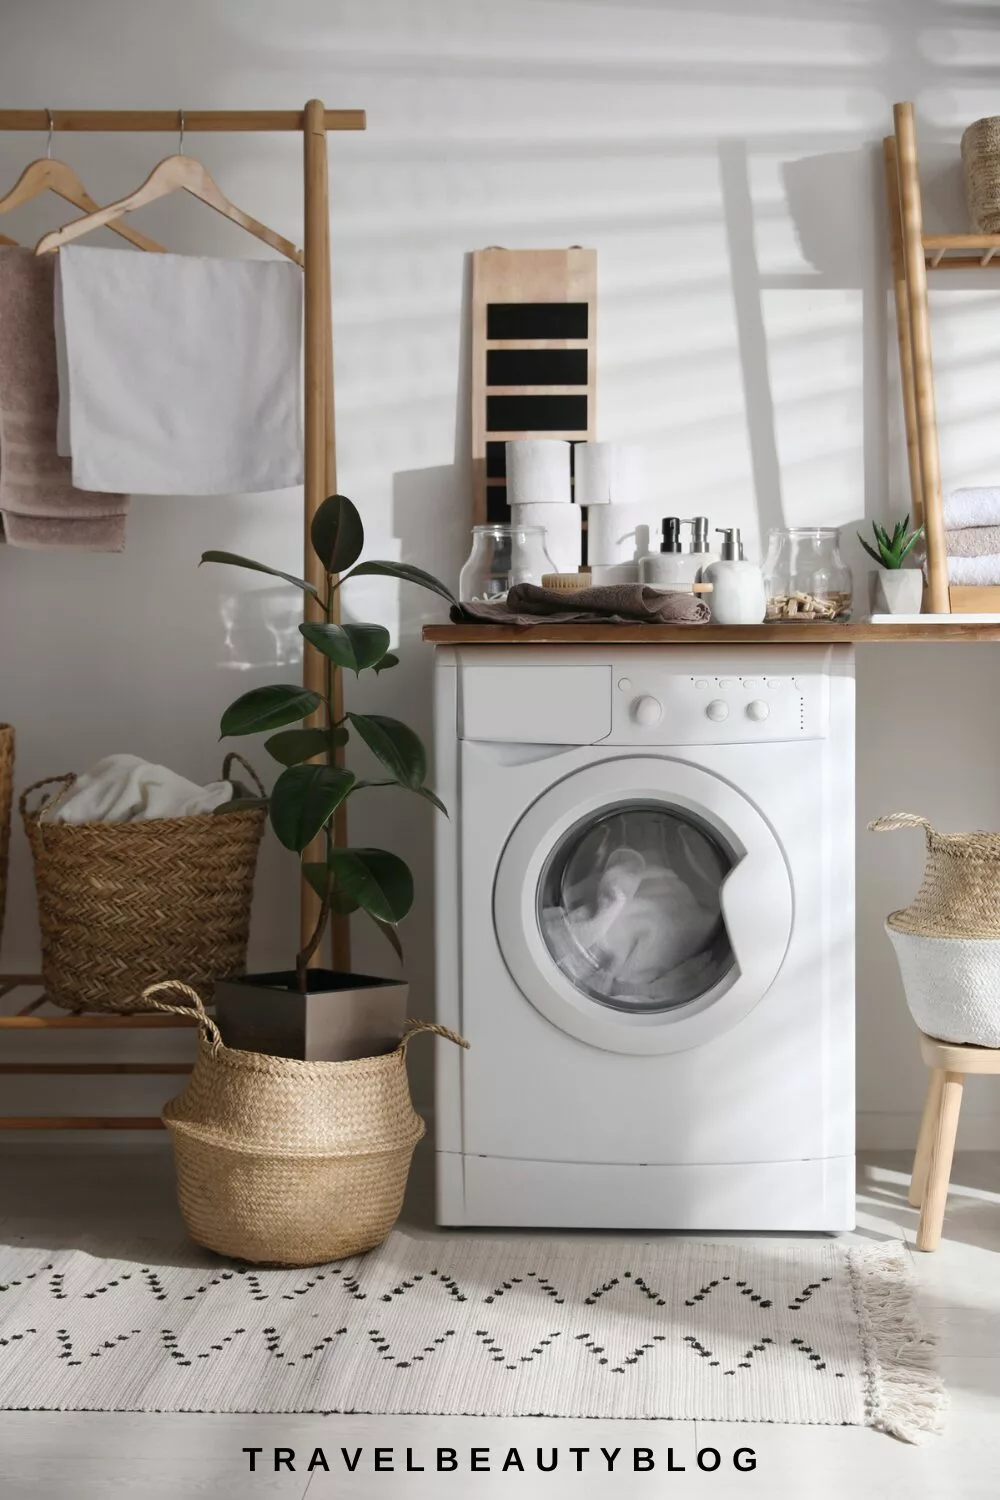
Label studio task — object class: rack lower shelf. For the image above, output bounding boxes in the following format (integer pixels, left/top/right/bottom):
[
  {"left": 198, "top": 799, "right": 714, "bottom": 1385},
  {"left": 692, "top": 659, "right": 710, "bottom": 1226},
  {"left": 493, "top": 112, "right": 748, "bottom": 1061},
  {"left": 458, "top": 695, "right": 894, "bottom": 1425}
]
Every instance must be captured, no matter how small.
[{"left": 0, "top": 976, "right": 195, "bottom": 1130}]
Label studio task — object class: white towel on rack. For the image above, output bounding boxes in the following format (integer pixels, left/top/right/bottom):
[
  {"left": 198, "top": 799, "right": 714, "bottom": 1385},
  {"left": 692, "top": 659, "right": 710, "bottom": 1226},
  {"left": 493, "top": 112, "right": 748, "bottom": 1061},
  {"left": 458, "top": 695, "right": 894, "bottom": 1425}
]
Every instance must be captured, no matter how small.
[
  {"left": 947, "top": 553, "right": 1000, "bottom": 586},
  {"left": 56, "top": 246, "right": 303, "bottom": 495},
  {"left": 942, "top": 487, "right": 1000, "bottom": 529}
]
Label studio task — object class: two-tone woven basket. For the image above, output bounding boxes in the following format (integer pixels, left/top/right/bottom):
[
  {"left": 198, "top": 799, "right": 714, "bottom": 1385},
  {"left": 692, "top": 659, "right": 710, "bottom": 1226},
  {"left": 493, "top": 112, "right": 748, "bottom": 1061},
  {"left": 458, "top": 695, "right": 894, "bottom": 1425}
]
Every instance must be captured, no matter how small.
[
  {"left": 138, "top": 983, "right": 469, "bottom": 1267},
  {"left": 20, "top": 754, "right": 265, "bottom": 1012},
  {"left": 962, "top": 117, "right": 1000, "bottom": 233},
  {"left": 871, "top": 812, "right": 1000, "bottom": 1047},
  {"left": 0, "top": 725, "right": 12, "bottom": 954}
]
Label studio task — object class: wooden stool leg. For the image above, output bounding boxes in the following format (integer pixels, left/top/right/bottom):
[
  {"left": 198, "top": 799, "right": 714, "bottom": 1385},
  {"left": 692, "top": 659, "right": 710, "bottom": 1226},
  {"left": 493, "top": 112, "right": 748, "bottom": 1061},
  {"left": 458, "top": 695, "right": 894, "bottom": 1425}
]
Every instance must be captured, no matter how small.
[
  {"left": 916, "top": 1070, "right": 964, "bottom": 1252},
  {"left": 909, "top": 1067, "right": 946, "bottom": 1208}
]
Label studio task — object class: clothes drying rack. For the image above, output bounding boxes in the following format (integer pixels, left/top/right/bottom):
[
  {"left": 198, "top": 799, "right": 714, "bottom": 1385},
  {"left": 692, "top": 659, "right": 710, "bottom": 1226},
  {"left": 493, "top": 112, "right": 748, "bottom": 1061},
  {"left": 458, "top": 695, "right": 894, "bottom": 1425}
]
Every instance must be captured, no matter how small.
[
  {"left": 884, "top": 100, "right": 1000, "bottom": 615},
  {"left": 0, "top": 104, "right": 365, "bottom": 1128}
]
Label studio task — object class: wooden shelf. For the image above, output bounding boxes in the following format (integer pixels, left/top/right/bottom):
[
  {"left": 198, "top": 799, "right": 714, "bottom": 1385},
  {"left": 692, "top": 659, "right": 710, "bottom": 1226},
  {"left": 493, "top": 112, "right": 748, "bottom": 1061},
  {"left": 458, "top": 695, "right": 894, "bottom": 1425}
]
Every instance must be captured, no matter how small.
[
  {"left": 923, "top": 233, "right": 1000, "bottom": 269},
  {"left": 425, "top": 621, "right": 1000, "bottom": 644}
]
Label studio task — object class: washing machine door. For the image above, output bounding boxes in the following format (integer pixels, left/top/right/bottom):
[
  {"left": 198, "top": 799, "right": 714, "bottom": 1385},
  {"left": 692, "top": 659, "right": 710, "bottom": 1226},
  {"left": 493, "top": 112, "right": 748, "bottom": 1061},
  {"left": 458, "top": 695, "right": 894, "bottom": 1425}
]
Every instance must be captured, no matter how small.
[{"left": 494, "top": 756, "right": 792, "bottom": 1055}]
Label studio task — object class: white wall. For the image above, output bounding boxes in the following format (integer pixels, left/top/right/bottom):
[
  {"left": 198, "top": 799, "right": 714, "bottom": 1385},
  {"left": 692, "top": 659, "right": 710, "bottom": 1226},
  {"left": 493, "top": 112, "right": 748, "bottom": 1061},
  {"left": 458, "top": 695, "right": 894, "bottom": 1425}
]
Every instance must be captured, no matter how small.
[{"left": 1, "top": 0, "right": 999, "bottom": 1146}]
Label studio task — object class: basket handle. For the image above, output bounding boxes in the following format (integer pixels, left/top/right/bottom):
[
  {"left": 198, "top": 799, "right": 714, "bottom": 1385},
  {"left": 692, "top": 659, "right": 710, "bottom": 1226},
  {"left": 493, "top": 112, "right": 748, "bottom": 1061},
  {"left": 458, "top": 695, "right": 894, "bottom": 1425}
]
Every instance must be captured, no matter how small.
[
  {"left": 868, "top": 813, "right": 933, "bottom": 836},
  {"left": 221, "top": 752, "right": 266, "bottom": 799},
  {"left": 401, "top": 1019, "right": 470, "bottom": 1051},
  {"left": 19, "top": 773, "right": 76, "bottom": 823},
  {"left": 136, "top": 981, "right": 224, "bottom": 1051}
]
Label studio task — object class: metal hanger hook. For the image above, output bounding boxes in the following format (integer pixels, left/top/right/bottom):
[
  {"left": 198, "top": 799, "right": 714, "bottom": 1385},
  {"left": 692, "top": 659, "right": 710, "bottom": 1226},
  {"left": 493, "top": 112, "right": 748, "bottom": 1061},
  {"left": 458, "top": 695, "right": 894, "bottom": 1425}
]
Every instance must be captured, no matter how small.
[
  {"left": 178, "top": 108, "right": 185, "bottom": 155},
  {"left": 46, "top": 108, "right": 54, "bottom": 160}
]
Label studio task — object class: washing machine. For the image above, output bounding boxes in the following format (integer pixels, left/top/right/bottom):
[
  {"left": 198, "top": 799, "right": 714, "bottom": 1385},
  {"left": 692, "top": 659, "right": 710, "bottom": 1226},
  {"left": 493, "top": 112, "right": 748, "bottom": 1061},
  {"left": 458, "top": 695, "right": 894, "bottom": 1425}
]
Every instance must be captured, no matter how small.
[{"left": 433, "top": 644, "right": 854, "bottom": 1232}]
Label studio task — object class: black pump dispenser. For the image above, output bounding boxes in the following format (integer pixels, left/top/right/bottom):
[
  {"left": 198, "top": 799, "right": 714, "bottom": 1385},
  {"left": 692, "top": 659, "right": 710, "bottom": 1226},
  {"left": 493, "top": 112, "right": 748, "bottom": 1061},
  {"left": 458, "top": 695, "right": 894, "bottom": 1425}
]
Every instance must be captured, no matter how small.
[{"left": 660, "top": 516, "right": 682, "bottom": 553}]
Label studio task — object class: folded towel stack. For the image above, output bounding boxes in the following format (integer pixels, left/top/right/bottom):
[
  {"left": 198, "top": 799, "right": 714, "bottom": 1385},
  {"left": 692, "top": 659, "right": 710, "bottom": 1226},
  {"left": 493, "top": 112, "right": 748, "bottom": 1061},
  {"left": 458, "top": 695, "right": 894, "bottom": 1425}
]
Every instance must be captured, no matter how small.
[{"left": 944, "top": 488, "right": 1000, "bottom": 585}]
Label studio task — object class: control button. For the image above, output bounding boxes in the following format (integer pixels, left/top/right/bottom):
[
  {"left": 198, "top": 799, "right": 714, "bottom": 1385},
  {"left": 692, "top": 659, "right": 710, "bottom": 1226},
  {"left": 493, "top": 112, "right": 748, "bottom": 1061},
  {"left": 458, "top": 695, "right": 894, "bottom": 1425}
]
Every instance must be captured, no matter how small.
[
  {"left": 695, "top": 678, "right": 709, "bottom": 689},
  {"left": 617, "top": 677, "right": 632, "bottom": 691},
  {"left": 706, "top": 699, "right": 729, "bottom": 722},
  {"left": 718, "top": 678, "right": 734, "bottom": 688},
  {"left": 742, "top": 678, "right": 757, "bottom": 689},
  {"left": 766, "top": 678, "right": 782, "bottom": 689},
  {"left": 746, "top": 700, "right": 770, "bottom": 722},
  {"left": 632, "top": 694, "right": 663, "bottom": 726}
]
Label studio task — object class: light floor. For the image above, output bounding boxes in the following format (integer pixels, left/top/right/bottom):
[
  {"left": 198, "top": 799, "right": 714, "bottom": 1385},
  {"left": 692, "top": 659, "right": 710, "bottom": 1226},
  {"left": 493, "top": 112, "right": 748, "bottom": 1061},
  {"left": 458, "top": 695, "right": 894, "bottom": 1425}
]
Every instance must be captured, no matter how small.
[{"left": 0, "top": 1141, "right": 997, "bottom": 1499}]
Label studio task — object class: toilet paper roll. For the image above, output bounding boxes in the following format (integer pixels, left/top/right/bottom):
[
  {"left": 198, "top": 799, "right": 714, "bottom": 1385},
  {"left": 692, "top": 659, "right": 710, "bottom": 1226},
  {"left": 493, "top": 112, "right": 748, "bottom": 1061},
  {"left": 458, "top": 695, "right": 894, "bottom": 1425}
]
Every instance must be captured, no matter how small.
[
  {"left": 511, "top": 501, "right": 582, "bottom": 574},
  {"left": 587, "top": 501, "right": 657, "bottom": 567},
  {"left": 506, "top": 439, "right": 571, "bottom": 507},
  {"left": 574, "top": 441, "right": 642, "bottom": 507}
]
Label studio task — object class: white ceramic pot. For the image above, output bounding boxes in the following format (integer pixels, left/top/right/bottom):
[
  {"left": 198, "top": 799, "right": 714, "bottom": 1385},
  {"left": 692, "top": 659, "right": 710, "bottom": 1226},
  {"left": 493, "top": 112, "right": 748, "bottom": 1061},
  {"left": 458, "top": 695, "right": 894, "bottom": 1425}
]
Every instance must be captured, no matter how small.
[
  {"left": 869, "top": 569, "right": 923, "bottom": 615},
  {"left": 886, "top": 923, "right": 1000, "bottom": 1046}
]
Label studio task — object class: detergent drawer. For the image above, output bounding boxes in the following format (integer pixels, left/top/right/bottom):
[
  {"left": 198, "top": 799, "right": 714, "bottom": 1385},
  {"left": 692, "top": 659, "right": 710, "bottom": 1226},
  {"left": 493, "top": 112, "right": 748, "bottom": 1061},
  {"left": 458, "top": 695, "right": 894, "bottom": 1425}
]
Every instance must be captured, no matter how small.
[{"left": 459, "top": 663, "right": 612, "bottom": 744}]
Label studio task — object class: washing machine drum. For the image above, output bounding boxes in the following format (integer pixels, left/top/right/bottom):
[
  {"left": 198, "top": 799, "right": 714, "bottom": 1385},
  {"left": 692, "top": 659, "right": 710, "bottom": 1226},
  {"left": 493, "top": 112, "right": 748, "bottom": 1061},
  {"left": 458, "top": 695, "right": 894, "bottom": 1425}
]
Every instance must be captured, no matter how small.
[{"left": 494, "top": 757, "right": 793, "bottom": 1055}]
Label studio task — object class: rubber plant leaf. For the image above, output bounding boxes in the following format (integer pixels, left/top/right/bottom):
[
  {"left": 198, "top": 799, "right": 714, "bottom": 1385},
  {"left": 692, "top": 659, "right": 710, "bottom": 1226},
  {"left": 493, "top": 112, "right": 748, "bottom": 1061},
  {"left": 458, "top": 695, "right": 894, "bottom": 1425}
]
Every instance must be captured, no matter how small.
[
  {"left": 373, "top": 652, "right": 400, "bottom": 674},
  {"left": 326, "top": 847, "right": 414, "bottom": 924},
  {"left": 344, "top": 560, "right": 457, "bottom": 606},
  {"left": 269, "top": 764, "right": 357, "bottom": 852},
  {"left": 302, "top": 862, "right": 360, "bottom": 914},
  {"left": 347, "top": 712, "right": 427, "bottom": 787},
  {"left": 220, "top": 685, "right": 323, "bottom": 737},
  {"left": 200, "top": 551, "right": 320, "bottom": 600},
  {"left": 264, "top": 727, "right": 338, "bottom": 767},
  {"left": 299, "top": 621, "right": 391, "bottom": 674},
  {"left": 310, "top": 493, "right": 365, "bottom": 574}
]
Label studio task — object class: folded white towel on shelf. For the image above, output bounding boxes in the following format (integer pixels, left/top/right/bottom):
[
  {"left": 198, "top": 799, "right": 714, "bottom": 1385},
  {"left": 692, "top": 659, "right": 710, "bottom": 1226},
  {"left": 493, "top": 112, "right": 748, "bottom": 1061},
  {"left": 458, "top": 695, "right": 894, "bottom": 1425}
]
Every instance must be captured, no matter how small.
[
  {"left": 56, "top": 246, "right": 303, "bottom": 495},
  {"left": 947, "top": 554, "right": 1000, "bottom": 587},
  {"left": 43, "top": 753, "right": 234, "bottom": 824},
  {"left": 942, "top": 487, "right": 1000, "bottom": 529}
]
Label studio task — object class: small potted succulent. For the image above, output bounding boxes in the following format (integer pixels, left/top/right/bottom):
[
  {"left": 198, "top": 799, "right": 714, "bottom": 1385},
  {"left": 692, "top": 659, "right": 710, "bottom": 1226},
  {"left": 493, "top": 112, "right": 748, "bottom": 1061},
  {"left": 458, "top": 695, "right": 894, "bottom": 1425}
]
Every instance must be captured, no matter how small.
[
  {"left": 858, "top": 515, "right": 925, "bottom": 615},
  {"left": 202, "top": 494, "right": 455, "bottom": 1061}
]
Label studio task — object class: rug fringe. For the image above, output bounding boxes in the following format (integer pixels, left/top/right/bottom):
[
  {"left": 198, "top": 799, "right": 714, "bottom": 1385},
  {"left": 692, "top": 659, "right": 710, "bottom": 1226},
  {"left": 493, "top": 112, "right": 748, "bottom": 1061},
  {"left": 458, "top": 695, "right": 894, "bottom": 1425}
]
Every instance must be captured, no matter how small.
[{"left": 846, "top": 1242, "right": 947, "bottom": 1444}]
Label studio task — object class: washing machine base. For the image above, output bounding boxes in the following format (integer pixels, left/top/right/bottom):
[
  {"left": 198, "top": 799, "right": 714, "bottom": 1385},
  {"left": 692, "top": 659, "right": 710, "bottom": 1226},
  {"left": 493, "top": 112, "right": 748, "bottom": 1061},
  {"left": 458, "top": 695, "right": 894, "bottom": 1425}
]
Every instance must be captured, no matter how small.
[{"left": 436, "top": 1152, "right": 856, "bottom": 1232}]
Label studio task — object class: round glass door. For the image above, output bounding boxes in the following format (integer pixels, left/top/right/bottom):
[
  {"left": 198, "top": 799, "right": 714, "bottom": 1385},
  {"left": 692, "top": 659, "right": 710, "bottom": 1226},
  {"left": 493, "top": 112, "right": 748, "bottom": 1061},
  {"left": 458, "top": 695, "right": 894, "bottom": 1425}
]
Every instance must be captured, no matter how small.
[
  {"left": 494, "top": 756, "right": 793, "bottom": 1055},
  {"left": 538, "top": 801, "right": 735, "bottom": 1012}
]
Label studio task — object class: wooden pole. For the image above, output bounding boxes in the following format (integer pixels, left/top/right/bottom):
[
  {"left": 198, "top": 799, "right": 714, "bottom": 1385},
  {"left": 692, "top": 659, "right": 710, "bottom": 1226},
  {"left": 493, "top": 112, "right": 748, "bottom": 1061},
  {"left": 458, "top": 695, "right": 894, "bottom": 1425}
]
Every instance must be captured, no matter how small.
[
  {"left": 894, "top": 102, "right": 950, "bottom": 613},
  {"left": 301, "top": 99, "right": 330, "bottom": 957},
  {"left": 883, "top": 136, "right": 924, "bottom": 528}
]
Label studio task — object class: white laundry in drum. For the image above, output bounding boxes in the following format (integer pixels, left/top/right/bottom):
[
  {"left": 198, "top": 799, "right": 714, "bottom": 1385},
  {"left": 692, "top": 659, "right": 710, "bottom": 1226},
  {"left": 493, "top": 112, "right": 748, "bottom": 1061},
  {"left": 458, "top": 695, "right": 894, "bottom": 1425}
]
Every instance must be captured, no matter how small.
[{"left": 541, "top": 811, "right": 731, "bottom": 1008}]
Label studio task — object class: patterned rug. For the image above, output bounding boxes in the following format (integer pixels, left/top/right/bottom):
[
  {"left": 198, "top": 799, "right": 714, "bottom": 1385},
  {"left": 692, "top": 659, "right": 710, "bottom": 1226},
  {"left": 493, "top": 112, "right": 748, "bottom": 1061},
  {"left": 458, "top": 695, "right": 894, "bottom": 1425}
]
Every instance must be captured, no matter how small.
[{"left": 0, "top": 1231, "right": 943, "bottom": 1441}]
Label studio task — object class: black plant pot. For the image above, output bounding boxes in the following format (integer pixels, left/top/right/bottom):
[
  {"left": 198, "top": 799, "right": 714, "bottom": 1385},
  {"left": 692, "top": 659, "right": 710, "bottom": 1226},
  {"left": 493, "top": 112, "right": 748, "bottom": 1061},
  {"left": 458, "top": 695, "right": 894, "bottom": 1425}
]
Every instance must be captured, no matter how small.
[{"left": 213, "top": 968, "right": 408, "bottom": 1061}]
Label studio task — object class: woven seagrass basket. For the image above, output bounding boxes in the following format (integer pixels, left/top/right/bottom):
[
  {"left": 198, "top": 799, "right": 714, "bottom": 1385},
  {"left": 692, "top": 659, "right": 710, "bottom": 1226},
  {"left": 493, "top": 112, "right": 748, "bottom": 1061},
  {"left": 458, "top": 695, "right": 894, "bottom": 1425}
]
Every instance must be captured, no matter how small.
[
  {"left": 139, "top": 983, "right": 470, "bottom": 1267},
  {"left": 20, "top": 754, "right": 265, "bottom": 1012},
  {"left": 0, "top": 725, "right": 12, "bottom": 953},
  {"left": 870, "top": 812, "right": 1000, "bottom": 937},
  {"left": 962, "top": 117, "right": 1000, "bottom": 233}
]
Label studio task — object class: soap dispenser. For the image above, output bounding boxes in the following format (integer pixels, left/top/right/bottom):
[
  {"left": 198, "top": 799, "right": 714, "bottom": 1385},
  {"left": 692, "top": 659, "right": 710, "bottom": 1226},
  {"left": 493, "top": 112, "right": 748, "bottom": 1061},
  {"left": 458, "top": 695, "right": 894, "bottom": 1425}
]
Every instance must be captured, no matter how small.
[
  {"left": 684, "top": 516, "right": 719, "bottom": 582},
  {"left": 639, "top": 517, "right": 697, "bottom": 590},
  {"left": 702, "top": 528, "right": 766, "bottom": 624}
]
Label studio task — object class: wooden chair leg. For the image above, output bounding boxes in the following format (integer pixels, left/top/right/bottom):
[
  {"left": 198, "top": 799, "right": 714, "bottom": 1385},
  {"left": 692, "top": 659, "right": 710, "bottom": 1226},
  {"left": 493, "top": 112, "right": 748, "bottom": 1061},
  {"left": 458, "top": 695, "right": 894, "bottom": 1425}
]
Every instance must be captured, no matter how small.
[
  {"left": 909, "top": 1066, "right": 946, "bottom": 1208},
  {"left": 916, "top": 1069, "right": 964, "bottom": 1252}
]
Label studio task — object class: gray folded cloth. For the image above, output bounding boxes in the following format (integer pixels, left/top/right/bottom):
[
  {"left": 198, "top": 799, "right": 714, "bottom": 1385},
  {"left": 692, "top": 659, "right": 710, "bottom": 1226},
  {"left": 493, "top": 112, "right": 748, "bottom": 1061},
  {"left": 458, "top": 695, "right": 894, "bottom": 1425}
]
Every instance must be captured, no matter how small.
[
  {"left": 452, "top": 583, "right": 710, "bottom": 625},
  {"left": 946, "top": 525, "right": 1000, "bottom": 558},
  {"left": 0, "top": 248, "right": 127, "bottom": 550}
]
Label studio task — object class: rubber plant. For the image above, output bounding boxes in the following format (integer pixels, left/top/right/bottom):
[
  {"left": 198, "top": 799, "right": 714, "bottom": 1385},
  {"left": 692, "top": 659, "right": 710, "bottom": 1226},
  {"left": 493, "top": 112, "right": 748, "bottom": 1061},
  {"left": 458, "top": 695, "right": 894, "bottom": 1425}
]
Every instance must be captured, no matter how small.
[
  {"left": 202, "top": 494, "right": 456, "bottom": 993},
  {"left": 857, "top": 515, "right": 924, "bottom": 569}
]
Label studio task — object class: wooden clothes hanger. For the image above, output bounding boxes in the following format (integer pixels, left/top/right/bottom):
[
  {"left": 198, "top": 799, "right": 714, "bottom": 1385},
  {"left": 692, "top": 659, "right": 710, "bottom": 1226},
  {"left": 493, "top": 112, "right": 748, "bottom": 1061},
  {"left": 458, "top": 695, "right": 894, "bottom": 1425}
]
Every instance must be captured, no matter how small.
[
  {"left": 0, "top": 112, "right": 164, "bottom": 253},
  {"left": 35, "top": 113, "right": 304, "bottom": 266}
]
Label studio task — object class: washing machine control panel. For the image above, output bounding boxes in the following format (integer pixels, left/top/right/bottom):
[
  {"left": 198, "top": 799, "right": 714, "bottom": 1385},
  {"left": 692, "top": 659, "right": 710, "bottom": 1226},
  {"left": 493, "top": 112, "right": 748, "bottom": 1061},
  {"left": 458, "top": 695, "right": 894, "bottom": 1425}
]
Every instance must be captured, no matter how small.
[{"left": 614, "top": 672, "right": 825, "bottom": 743}]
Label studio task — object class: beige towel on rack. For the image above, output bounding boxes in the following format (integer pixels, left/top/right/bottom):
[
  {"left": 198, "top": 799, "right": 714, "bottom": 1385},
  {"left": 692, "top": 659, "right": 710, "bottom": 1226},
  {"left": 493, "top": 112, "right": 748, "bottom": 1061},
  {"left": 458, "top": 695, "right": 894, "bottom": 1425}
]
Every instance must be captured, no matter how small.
[
  {"left": 57, "top": 246, "right": 303, "bottom": 496},
  {"left": 0, "top": 249, "right": 127, "bottom": 550},
  {"left": 945, "top": 525, "right": 1000, "bottom": 558}
]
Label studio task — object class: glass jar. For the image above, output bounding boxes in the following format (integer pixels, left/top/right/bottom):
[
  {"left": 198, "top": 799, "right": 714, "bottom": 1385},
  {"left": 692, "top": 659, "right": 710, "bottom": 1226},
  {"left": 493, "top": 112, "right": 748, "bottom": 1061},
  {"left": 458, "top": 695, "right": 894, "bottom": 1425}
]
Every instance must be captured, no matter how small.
[
  {"left": 458, "top": 524, "right": 556, "bottom": 602},
  {"left": 763, "top": 527, "right": 853, "bottom": 622}
]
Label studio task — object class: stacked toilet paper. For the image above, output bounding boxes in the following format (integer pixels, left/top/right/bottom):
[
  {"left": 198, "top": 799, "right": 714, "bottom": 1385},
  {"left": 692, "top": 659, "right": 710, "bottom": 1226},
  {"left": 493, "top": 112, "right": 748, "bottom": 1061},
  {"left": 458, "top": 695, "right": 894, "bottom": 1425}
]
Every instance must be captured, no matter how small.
[
  {"left": 507, "top": 440, "right": 581, "bottom": 574},
  {"left": 574, "top": 441, "right": 653, "bottom": 579}
]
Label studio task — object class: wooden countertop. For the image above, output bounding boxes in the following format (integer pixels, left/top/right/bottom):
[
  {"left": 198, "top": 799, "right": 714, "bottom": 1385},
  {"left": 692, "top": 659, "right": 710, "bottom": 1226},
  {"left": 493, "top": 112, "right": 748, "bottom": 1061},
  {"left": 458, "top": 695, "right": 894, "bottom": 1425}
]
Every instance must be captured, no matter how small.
[{"left": 424, "top": 621, "right": 1000, "bottom": 644}]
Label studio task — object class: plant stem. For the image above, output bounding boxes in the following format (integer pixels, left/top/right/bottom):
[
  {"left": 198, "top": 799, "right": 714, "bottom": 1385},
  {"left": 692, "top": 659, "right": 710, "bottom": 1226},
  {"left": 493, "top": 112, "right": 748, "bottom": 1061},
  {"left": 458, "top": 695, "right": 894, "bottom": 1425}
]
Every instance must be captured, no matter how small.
[{"left": 295, "top": 866, "right": 333, "bottom": 993}]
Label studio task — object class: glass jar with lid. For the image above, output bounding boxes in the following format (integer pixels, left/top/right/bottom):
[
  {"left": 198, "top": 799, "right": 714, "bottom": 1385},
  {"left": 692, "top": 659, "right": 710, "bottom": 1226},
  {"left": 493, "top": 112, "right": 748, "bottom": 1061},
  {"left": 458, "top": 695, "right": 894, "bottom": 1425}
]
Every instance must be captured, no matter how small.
[
  {"left": 763, "top": 527, "right": 853, "bottom": 622},
  {"left": 458, "top": 523, "right": 556, "bottom": 602}
]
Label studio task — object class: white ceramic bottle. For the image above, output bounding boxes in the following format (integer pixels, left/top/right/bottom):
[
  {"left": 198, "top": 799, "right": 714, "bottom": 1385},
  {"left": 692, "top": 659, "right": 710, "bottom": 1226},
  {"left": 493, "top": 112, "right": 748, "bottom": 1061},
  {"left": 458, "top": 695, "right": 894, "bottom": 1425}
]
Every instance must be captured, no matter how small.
[{"left": 702, "top": 528, "right": 766, "bottom": 624}]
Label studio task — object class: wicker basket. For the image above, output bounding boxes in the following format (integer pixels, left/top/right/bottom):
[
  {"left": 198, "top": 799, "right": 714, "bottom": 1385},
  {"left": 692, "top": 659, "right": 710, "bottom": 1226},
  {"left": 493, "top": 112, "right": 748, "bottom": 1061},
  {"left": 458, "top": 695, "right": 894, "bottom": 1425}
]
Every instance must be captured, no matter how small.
[
  {"left": 0, "top": 725, "right": 12, "bottom": 953},
  {"left": 138, "top": 983, "right": 470, "bottom": 1267},
  {"left": 962, "top": 117, "right": 1000, "bottom": 233},
  {"left": 21, "top": 754, "right": 266, "bottom": 1012},
  {"left": 869, "top": 812, "right": 1000, "bottom": 937}
]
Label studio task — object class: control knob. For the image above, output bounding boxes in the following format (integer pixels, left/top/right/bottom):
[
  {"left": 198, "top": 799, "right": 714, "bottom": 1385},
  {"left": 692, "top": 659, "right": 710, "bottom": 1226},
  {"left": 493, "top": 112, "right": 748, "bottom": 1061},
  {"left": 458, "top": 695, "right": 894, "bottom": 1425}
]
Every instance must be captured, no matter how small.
[
  {"left": 632, "top": 695, "right": 663, "bottom": 726},
  {"left": 705, "top": 699, "right": 729, "bottom": 722},
  {"left": 746, "top": 700, "right": 770, "bottom": 722}
]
